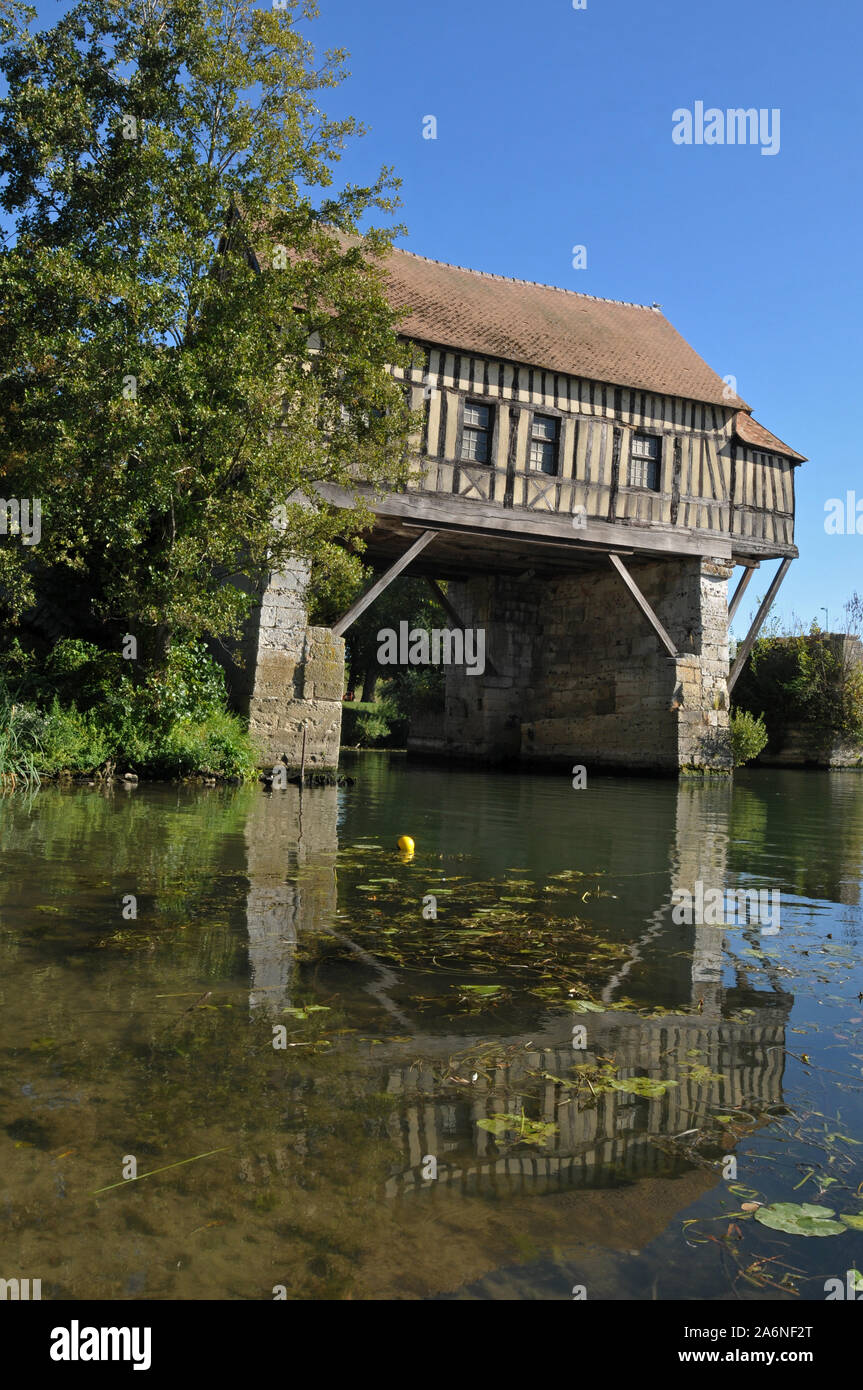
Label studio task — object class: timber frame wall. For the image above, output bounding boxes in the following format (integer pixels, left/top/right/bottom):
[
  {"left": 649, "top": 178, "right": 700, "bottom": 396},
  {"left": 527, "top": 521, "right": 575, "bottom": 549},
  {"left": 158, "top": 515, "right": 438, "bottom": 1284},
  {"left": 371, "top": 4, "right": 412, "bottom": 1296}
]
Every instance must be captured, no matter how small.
[{"left": 390, "top": 343, "right": 797, "bottom": 560}]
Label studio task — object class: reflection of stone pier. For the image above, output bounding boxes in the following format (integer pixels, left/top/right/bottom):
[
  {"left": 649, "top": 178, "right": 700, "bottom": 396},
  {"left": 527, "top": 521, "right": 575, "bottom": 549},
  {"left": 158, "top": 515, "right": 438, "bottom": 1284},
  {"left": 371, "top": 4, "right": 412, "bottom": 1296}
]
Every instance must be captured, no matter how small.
[
  {"left": 243, "top": 786, "right": 338, "bottom": 1015},
  {"left": 672, "top": 780, "right": 734, "bottom": 1016}
]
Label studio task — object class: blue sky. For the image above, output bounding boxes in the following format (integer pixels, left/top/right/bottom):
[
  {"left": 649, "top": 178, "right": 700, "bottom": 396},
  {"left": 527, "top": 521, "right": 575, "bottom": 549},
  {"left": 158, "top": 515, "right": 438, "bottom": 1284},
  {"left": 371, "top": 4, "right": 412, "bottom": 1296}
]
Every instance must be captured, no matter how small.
[
  {"left": 9, "top": 1, "right": 863, "bottom": 634},
  {"left": 303, "top": 0, "right": 862, "bottom": 635}
]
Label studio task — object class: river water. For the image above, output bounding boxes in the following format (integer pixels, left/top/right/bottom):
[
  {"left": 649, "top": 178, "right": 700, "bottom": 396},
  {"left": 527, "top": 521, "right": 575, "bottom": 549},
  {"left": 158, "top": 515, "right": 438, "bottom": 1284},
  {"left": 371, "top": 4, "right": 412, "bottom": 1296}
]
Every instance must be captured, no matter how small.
[{"left": 1, "top": 757, "right": 861, "bottom": 1300}]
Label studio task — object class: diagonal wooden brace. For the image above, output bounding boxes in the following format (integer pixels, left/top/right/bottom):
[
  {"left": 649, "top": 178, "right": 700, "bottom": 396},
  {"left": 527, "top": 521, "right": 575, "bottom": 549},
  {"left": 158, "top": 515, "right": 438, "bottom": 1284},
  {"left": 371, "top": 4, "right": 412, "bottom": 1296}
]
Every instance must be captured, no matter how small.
[
  {"left": 608, "top": 553, "right": 678, "bottom": 658},
  {"left": 727, "top": 557, "right": 793, "bottom": 693},
  {"left": 332, "top": 530, "right": 438, "bottom": 638}
]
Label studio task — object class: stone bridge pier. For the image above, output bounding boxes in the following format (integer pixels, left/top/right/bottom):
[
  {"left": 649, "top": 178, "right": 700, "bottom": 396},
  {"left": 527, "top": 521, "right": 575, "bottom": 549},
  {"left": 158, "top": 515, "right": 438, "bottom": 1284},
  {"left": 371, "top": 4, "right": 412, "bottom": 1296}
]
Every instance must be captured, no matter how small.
[
  {"left": 437, "top": 556, "right": 734, "bottom": 774},
  {"left": 216, "top": 560, "right": 345, "bottom": 773}
]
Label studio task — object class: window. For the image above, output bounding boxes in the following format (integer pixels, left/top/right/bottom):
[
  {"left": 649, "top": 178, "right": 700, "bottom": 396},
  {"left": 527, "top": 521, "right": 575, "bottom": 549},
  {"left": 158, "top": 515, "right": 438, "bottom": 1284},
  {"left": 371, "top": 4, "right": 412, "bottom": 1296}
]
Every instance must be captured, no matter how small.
[
  {"left": 529, "top": 414, "right": 560, "bottom": 474},
  {"left": 461, "top": 402, "right": 492, "bottom": 462},
  {"left": 629, "top": 434, "right": 661, "bottom": 489}
]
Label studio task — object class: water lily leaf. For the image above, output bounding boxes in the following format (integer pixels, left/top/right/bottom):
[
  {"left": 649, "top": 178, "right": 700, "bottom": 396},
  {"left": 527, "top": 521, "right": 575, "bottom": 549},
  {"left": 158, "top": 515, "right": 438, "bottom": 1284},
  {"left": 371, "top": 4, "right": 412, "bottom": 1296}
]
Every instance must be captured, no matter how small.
[
  {"left": 476, "top": 1117, "right": 509, "bottom": 1136},
  {"left": 840, "top": 1213, "right": 863, "bottom": 1231},
  {"left": 457, "top": 984, "right": 503, "bottom": 996},
  {"left": 476, "top": 1113, "right": 558, "bottom": 1146},
  {"left": 754, "top": 1203, "right": 846, "bottom": 1237},
  {"left": 566, "top": 1000, "right": 605, "bottom": 1013},
  {"left": 609, "top": 1076, "right": 679, "bottom": 1098}
]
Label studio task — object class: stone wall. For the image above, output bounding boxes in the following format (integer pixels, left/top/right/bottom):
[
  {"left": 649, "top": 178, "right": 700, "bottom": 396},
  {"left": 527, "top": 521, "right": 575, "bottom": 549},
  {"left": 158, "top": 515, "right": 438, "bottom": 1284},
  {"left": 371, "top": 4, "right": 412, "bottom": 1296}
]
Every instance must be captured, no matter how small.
[
  {"left": 428, "top": 556, "right": 733, "bottom": 774},
  {"left": 758, "top": 734, "right": 863, "bottom": 769},
  {"left": 215, "top": 561, "right": 345, "bottom": 771}
]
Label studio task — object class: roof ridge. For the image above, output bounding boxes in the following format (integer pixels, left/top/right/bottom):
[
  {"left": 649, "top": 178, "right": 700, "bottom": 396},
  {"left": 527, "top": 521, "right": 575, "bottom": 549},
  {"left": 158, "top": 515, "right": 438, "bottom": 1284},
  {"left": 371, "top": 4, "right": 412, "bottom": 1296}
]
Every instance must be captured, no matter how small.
[{"left": 391, "top": 247, "right": 661, "bottom": 312}]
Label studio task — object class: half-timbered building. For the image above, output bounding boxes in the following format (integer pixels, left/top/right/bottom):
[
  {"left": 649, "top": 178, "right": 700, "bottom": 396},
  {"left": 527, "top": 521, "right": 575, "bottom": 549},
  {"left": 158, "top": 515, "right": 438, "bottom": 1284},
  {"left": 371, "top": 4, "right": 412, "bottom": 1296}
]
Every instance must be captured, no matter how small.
[{"left": 239, "top": 248, "right": 805, "bottom": 775}]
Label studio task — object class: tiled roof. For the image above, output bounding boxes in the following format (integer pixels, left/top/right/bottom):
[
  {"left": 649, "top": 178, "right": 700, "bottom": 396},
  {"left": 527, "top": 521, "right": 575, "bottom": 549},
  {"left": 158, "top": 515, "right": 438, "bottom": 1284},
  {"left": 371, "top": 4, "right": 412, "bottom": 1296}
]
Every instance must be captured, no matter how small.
[
  {"left": 733, "top": 411, "right": 806, "bottom": 462},
  {"left": 249, "top": 227, "right": 804, "bottom": 462},
  {"left": 382, "top": 246, "right": 749, "bottom": 410}
]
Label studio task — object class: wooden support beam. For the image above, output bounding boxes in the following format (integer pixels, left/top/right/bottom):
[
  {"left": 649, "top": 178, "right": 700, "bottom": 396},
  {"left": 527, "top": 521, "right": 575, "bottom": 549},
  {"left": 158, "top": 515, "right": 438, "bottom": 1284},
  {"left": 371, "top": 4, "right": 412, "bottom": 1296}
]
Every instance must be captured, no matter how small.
[
  {"left": 317, "top": 480, "right": 734, "bottom": 559},
  {"left": 608, "top": 553, "right": 678, "bottom": 659},
  {"left": 728, "top": 564, "right": 756, "bottom": 622},
  {"left": 332, "top": 530, "right": 438, "bottom": 638},
  {"left": 423, "top": 576, "right": 460, "bottom": 627},
  {"left": 727, "top": 557, "right": 793, "bottom": 693},
  {"left": 403, "top": 520, "right": 636, "bottom": 558},
  {"left": 424, "top": 577, "right": 499, "bottom": 677}
]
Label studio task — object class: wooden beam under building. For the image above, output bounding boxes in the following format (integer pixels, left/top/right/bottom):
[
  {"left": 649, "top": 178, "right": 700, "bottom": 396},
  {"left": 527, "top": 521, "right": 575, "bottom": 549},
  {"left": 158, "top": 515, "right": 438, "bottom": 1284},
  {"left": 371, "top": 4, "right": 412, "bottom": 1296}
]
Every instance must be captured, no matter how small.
[
  {"left": 608, "top": 553, "right": 679, "bottom": 659},
  {"left": 727, "top": 557, "right": 793, "bottom": 693},
  {"left": 332, "top": 530, "right": 438, "bottom": 638}
]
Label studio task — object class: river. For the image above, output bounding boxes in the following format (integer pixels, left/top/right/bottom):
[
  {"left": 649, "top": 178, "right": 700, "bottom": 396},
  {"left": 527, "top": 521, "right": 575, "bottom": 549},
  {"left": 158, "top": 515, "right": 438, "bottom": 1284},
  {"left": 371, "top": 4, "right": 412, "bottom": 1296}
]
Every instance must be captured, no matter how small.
[{"left": 1, "top": 756, "right": 861, "bottom": 1300}]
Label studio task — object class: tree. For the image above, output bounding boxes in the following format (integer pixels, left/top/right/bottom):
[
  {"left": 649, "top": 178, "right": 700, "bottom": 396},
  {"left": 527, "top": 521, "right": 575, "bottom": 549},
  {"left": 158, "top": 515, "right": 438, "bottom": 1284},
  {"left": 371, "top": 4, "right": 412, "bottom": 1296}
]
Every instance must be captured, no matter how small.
[{"left": 0, "top": 0, "right": 414, "bottom": 669}]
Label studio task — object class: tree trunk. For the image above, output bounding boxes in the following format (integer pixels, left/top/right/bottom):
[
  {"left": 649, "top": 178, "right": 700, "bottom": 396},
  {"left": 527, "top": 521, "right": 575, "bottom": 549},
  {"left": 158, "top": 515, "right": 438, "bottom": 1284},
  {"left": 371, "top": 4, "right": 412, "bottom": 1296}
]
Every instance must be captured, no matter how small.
[{"left": 361, "top": 666, "right": 377, "bottom": 703}]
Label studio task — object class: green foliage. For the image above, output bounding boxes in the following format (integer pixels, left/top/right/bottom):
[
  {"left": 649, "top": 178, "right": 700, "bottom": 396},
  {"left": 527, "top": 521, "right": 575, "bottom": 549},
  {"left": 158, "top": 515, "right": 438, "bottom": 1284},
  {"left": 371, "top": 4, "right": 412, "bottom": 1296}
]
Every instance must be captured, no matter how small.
[
  {"left": 0, "top": 637, "right": 259, "bottom": 779},
  {"left": 730, "top": 708, "right": 769, "bottom": 766},
  {"left": 340, "top": 698, "right": 407, "bottom": 748},
  {"left": 0, "top": 0, "right": 414, "bottom": 651},
  {"left": 36, "top": 698, "right": 116, "bottom": 775},
  {"left": 734, "top": 627, "right": 863, "bottom": 746},
  {"left": 0, "top": 687, "right": 41, "bottom": 788},
  {"left": 149, "top": 708, "right": 260, "bottom": 780},
  {"left": 606, "top": 1074, "right": 679, "bottom": 1098},
  {"left": 384, "top": 661, "right": 445, "bottom": 721},
  {"left": 753, "top": 1203, "right": 849, "bottom": 1237},
  {"left": 476, "top": 1113, "right": 559, "bottom": 1147},
  {"left": 140, "top": 641, "right": 231, "bottom": 728}
]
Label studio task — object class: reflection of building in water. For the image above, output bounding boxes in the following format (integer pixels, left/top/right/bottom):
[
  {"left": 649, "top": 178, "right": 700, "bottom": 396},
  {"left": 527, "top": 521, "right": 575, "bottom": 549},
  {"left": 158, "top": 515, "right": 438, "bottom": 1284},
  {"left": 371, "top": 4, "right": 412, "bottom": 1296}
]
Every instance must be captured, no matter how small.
[
  {"left": 379, "top": 1005, "right": 789, "bottom": 1200},
  {"left": 243, "top": 786, "right": 338, "bottom": 1015},
  {"left": 240, "top": 778, "right": 793, "bottom": 1201},
  {"left": 376, "top": 781, "right": 792, "bottom": 1200}
]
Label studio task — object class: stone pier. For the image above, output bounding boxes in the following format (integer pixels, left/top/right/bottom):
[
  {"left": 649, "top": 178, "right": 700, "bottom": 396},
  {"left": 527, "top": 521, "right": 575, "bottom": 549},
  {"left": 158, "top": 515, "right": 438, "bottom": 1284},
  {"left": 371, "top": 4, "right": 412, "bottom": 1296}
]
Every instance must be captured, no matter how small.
[
  {"left": 431, "top": 556, "right": 734, "bottom": 774},
  {"left": 217, "top": 562, "right": 345, "bottom": 771}
]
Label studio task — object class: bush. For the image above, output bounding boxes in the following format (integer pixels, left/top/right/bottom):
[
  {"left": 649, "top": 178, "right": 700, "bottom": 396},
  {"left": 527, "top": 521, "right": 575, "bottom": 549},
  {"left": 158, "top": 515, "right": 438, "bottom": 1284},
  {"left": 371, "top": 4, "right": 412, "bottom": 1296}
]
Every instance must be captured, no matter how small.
[
  {"left": 730, "top": 708, "right": 769, "bottom": 767},
  {"left": 37, "top": 699, "right": 116, "bottom": 775},
  {"left": 0, "top": 640, "right": 261, "bottom": 781},
  {"left": 146, "top": 710, "right": 261, "bottom": 780},
  {"left": 340, "top": 698, "right": 408, "bottom": 748},
  {"left": 734, "top": 630, "right": 863, "bottom": 744},
  {"left": 0, "top": 692, "right": 42, "bottom": 789}
]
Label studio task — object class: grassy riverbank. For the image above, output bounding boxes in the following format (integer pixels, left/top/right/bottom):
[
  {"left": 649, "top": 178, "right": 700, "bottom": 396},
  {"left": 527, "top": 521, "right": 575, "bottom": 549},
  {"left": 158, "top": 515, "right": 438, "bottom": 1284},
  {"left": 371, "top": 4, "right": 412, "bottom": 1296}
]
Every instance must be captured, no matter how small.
[{"left": 0, "top": 639, "right": 260, "bottom": 787}]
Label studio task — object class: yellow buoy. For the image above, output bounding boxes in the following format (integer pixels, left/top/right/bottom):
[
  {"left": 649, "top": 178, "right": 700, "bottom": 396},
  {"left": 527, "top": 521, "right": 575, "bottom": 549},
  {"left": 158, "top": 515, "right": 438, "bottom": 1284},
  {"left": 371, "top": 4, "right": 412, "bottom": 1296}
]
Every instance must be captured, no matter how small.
[{"left": 397, "top": 834, "right": 415, "bottom": 854}]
